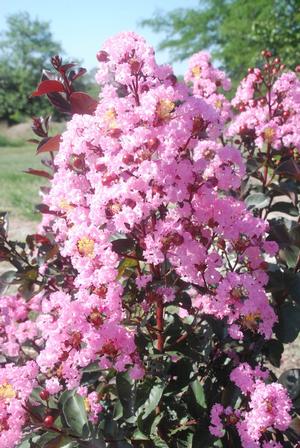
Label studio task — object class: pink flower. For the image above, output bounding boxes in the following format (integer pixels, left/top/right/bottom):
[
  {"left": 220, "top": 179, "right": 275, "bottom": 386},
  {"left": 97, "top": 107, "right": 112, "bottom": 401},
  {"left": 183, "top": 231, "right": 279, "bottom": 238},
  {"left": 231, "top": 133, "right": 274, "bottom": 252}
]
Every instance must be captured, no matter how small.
[
  {"left": 0, "top": 362, "right": 37, "bottom": 448},
  {"left": 209, "top": 404, "right": 240, "bottom": 438},
  {"left": 238, "top": 382, "right": 292, "bottom": 444},
  {"left": 230, "top": 363, "right": 269, "bottom": 394}
]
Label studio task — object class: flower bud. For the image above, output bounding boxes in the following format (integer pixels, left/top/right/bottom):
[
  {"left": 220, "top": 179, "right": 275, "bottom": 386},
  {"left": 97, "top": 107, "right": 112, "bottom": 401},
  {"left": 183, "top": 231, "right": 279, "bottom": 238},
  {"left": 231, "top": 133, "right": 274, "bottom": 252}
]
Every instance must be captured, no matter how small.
[
  {"left": 39, "top": 390, "right": 50, "bottom": 401},
  {"left": 102, "top": 173, "right": 118, "bottom": 186},
  {"left": 97, "top": 50, "right": 109, "bottom": 62},
  {"left": 166, "top": 74, "right": 177, "bottom": 86},
  {"left": 44, "top": 415, "right": 54, "bottom": 428}
]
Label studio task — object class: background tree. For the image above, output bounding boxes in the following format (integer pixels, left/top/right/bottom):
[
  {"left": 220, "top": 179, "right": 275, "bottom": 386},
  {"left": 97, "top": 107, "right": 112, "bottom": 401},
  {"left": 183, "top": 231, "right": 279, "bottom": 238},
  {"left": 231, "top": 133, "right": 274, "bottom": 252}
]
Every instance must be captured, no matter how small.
[
  {"left": 141, "top": 0, "right": 300, "bottom": 85},
  {"left": 0, "top": 11, "right": 63, "bottom": 123},
  {"left": 0, "top": 12, "right": 98, "bottom": 124}
]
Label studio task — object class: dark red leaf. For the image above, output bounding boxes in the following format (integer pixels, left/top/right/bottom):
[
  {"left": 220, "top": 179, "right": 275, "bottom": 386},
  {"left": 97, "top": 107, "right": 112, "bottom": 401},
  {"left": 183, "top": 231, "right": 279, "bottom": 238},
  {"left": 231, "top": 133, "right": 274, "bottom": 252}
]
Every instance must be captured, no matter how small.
[
  {"left": 0, "top": 247, "right": 10, "bottom": 262},
  {"left": 40, "top": 186, "right": 51, "bottom": 194},
  {"left": 28, "top": 234, "right": 51, "bottom": 245},
  {"left": 69, "top": 67, "right": 87, "bottom": 82},
  {"left": 24, "top": 169, "right": 53, "bottom": 180},
  {"left": 47, "top": 92, "right": 72, "bottom": 114},
  {"left": 276, "top": 160, "right": 300, "bottom": 180},
  {"left": 111, "top": 238, "right": 135, "bottom": 255},
  {"left": 44, "top": 116, "right": 51, "bottom": 132},
  {"left": 36, "top": 135, "right": 61, "bottom": 154},
  {"left": 59, "top": 63, "right": 76, "bottom": 74},
  {"left": 31, "top": 117, "right": 48, "bottom": 137},
  {"left": 32, "top": 80, "right": 65, "bottom": 97},
  {"left": 70, "top": 92, "right": 98, "bottom": 115},
  {"left": 41, "top": 69, "right": 59, "bottom": 82},
  {"left": 36, "top": 204, "right": 63, "bottom": 216}
]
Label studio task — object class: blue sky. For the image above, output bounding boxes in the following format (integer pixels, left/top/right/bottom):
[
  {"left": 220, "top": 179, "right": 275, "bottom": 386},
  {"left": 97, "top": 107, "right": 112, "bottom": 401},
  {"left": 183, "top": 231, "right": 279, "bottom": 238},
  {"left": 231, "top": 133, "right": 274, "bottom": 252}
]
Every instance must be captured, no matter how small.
[{"left": 1, "top": 0, "right": 199, "bottom": 76}]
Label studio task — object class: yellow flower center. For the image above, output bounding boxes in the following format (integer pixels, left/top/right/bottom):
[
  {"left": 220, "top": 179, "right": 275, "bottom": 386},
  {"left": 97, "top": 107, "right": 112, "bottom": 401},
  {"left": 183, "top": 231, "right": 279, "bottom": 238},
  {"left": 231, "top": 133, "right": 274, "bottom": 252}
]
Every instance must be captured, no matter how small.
[
  {"left": 230, "top": 286, "right": 247, "bottom": 301},
  {"left": 263, "top": 127, "right": 275, "bottom": 142},
  {"left": 25, "top": 269, "right": 38, "bottom": 281},
  {"left": 84, "top": 397, "right": 91, "bottom": 412},
  {"left": 59, "top": 199, "right": 74, "bottom": 211},
  {"left": 265, "top": 399, "right": 274, "bottom": 413},
  {"left": 156, "top": 100, "right": 175, "bottom": 120},
  {"left": 0, "top": 383, "right": 16, "bottom": 401},
  {"left": 0, "top": 418, "right": 9, "bottom": 432},
  {"left": 215, "top": 99, "right": 223, "bottom": 109},
  {"left": 104, "top": 108, "right": 117, "bottom": 129},
  {"left": 203, "top": 148, "right": 216, "bottom": 160},
  {"left": 77, "top": 237, "right": 95, "bottom": 258},
  {"left": 191, "top": 66, "right": 202, "bottom": 79},
  {"left": 242, "top": 312, "right": 261, "bottom": 331}
]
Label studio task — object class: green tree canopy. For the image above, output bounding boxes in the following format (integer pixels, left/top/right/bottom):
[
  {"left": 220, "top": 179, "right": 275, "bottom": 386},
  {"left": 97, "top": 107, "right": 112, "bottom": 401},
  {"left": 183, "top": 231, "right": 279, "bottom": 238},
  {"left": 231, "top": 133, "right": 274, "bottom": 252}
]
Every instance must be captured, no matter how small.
[
  {"left": 142, "top": 0, "right": 300, "bottom": 83},
  {"left": 0, "top": 11, "right": 63, "bottom": 123}
]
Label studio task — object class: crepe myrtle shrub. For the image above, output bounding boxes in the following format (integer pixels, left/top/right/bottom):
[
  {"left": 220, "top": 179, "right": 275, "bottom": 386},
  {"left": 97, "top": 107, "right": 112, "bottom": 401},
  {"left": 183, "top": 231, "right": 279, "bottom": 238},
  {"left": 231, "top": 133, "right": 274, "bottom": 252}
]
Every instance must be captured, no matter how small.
[{"left": 0, "top": 33, "right": 299, "bottom": 448}]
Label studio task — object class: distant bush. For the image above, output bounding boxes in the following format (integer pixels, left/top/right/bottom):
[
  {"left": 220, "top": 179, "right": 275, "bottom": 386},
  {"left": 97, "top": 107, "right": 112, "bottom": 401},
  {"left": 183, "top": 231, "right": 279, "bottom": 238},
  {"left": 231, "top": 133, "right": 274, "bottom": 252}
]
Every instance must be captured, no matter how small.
[{"left": 0, "top": 133, "right": 23, "bottom": 147}]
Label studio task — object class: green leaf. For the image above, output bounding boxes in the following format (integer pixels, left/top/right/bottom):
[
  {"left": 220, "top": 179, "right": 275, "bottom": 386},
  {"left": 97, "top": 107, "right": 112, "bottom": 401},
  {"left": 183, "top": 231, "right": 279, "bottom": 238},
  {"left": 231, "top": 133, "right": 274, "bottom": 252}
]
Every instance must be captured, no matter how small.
[
  {"left": 165, "top": 358, "right": 193, "bottom": 395},
  {"left": 279, "top": 369, "right": 300, "bottom": 401},
  {"left": 81, "top": 363, "right": 102, "bottom": 385},
  {"left": 170, "top": 428, "right": 195, "bottom": 447},
  {"left": 116, "top": 370, "right": 136, "bottom": 420},
  {"left": 151, "top": 436, "right": 169, "bottom": 447},
  {"left": 106, "top": 442, "right": 133, "bottom": 448},
  {"left": 269, "top": 220, "right": 291, "bottom": 246},
  {"left": 246, "top": 159, "right": 259, "bottom": 175},
  {"left": 190, "top": 380, "right": 206, "bottom": 409},
  {"left": 0, "top": 270, "right": 17, "bottom": 295},
  {"left": 113, "top": 399, "right": 124, "bottom": 421},
  {"left": 290, "top": 223, "right": 300, "bottom": 247},
  {"left": 136, "top": 411, "right": 162, "bottom": 438},
  {"left": 62, "top": 393, "right": 88, "bottom": 436},
  {"left": 132, "top": 429, "right": 149, "bottom": 441},
  {"left": 288, "top": 273, "right": 300, "bottom": 304},
  {"left": 276, "top": 302, "right": 300, "bottom": 343},
  {"left": 43, "top": 435, "right": 78, "bottom": 448},
  {"left": 245, "top": 193, "right": 269, "bottom": 210},
  {"left": 263, "top": 339, "right": 284, "bottom": 368},
  {"left": 134, "top": 378, "right": 155, "bottom": 413},
  {"left": 17, "top": 434, "right": 63, "bottom": 448},
  {"left": 136, "top": 380, "right": 165, "bottom": 420},
  {"left": 103, "top": 418, "right": 127, "bottom": 444},
  {"left": 270, "top": 202, "right": 299, "bottom": 217},
  {"left": 16, "top": 440, "right": 31, "bottom": 448},
  {"left": 279, "top": 245, "right": 300, "bottom": 268},
  {"left": 59, "top": 389, "right": 75, "bottom": 408},
  {"left": 192, "top": 426, "right": 217, "bottom": 448},
  {"left": 80, "top": 439, "right": 106, "bottom": 448},
  {"left": 117, "top": 257, "right": 138, "bottom": 280}
]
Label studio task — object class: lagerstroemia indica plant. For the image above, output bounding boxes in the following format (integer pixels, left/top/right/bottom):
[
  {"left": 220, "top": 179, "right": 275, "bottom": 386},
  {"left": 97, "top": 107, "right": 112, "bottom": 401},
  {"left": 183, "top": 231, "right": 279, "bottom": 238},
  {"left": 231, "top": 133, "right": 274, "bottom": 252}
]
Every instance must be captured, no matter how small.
[{"left": 0, "top": 33, "right": 300, "bottom": 447}]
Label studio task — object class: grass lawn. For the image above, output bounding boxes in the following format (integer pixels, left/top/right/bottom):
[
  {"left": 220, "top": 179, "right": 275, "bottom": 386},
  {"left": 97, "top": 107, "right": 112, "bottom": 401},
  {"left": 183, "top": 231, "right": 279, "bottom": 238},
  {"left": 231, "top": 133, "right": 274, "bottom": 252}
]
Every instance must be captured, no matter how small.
[
  {"left": 0, "top": 121, "right": 64, "bottom": 225},
  {"left": 0, "top": 142, "right": 45, "bottom": 222}
]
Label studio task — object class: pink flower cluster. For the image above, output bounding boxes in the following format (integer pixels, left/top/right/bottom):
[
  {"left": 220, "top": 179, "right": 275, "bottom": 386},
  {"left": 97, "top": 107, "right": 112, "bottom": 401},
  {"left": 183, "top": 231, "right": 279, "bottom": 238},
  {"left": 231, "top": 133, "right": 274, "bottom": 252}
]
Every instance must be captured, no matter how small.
[
  {"left": 185, "top": 50, "right": 232, "bottom": 126},
  {"left": 0, "top": 295, "right": 37, "bottom": 357},
  {"left": 38, "top": 33, "right": 276, "bottom": 383},
  {"left": 0, "top": 33, "right": 295, "bottom": 447},
  {"left": 210, "top": 362, "right": 292, "bottom": 447},
  {"left": 78, "top": 386, "right": 102, "bottom": 423},
  {"left": 36, "top": 290, "right": 141, "bottom": 390},
  {"left": 227, "top": 65, "right": 300, "bottom": 152},
  {"left": 0, "top": 362, "right": 38, "bottom": 447},
  {"left": 195, "top": 271, "right": 277, "bottom": 340}
]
